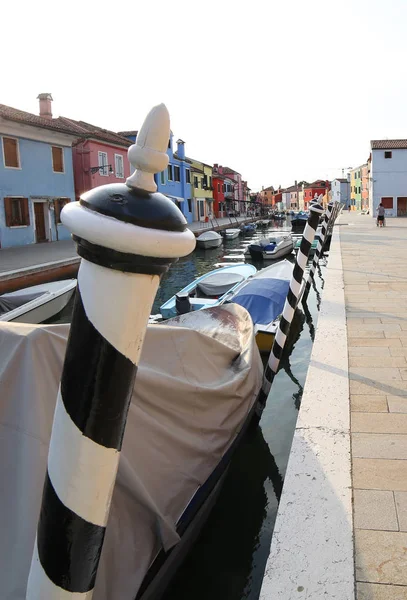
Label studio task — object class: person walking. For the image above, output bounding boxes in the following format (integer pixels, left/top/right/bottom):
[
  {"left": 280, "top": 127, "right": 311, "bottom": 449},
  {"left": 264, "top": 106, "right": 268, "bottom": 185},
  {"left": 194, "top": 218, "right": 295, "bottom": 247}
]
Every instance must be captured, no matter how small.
[{"left": 377, "top": 202, "right": 385, "bottom": 227}]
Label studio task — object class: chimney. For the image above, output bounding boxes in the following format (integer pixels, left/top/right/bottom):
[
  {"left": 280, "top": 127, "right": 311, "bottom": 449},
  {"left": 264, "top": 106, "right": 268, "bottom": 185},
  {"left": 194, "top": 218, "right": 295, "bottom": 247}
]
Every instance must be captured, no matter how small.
[
  {"left": 37, "top": 93, "right": 53, "bottom": 120},
  {"left": 176, "top": 139, "right": 185, "bottom": 160}
]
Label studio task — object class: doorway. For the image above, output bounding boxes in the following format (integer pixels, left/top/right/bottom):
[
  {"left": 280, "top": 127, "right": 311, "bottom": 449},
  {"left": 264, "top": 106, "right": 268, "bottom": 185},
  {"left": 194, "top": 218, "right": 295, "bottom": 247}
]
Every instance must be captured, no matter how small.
[
  {"left": 34, "top": 202, "right": 48, "bottom": 243},
  {"left": 397, "top": 197, "right": 407, "bottom": 216},
  {"left": 197, "top": 199, "right": 205, "bottom": 221}
]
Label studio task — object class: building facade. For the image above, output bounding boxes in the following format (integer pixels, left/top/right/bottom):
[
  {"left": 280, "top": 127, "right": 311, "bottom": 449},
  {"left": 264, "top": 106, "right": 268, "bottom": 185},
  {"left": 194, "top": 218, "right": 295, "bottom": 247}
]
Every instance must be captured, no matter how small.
[
  {"left": 303, "top": 180, "right": 330, "bottom": 211},
  {"left": 370, "top": 140, "right": 407, "bottom": 217},
  {"left": 259, "top": 185, "right": 275, "bottom": 207},
  {"left": 350, "top": 167, "right": 362, "bottom": 210},
  {"left": 189, "top": 158, "right": 213, "bottom": 221},
  {"left": 0, "top": 96, "right": 78, "bottom": 248},
  {"left": 331, "top": 178, "right": 350, "bottom": 208},
  {"left": 361, "top": 163, "right": 369, "bottom": 210}
]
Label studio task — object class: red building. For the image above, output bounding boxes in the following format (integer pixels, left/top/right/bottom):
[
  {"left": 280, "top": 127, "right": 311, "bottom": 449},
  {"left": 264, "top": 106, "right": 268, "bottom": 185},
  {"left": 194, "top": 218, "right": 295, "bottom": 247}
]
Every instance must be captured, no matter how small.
[
  {"left": 58, "top": 117, "right": 132, "bottom": 200},
  {"left": 212, "top": 168, "right": 225, "bottom": 217},
  {"left": 303, "top": 180, "right": 331, "bottom": 210}
]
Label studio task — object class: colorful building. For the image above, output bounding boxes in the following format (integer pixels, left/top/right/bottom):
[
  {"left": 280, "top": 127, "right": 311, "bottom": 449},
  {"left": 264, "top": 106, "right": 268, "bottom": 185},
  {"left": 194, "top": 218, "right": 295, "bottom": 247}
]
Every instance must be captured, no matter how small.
[
  {"left": 303, "top": 180, "right": 330, "bottom": 210},
  {"left": 361, "top": 163, "right": 369, "bottom": 210},
  {"left": 188, "top": 157, "right": 213, "bottom": 222},
  {"left": 259, "top": 185, "right": 275, "bottom": 206},
  {"left": 331, "top": 178, "right": 350, "bottom": 208},
  {"left": 212, "top": 165, "right": 225, "bottom": 217},
  {"left": 0, "top": 95, "right": 78, "bottom": 248},
  {"left": 370, "top": 140, "right": 407, "bottom": 217},
  {"left": 350, "top": 167, "right": 362, "bottom": 210}
]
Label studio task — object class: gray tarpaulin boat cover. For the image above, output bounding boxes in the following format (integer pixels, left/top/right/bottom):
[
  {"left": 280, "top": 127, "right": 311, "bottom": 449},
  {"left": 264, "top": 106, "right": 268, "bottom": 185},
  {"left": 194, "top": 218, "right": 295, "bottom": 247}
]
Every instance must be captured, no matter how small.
[
  {"left": 0, "top": 304, "right": 262, "bottom": 599},
  {"left": 197, "top": 272, "right": 244, "bottom": 296}
]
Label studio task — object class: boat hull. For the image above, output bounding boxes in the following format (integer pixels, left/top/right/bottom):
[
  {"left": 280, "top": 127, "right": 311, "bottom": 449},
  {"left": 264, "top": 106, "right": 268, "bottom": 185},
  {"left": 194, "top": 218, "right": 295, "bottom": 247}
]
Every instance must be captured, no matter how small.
[
  {"left": 196, "top": 237, "right": 223, "bottom": 249},
  {"left": 8, "top": 288, "right": 75, "bottom": 323},
  {"left": 256, "top": 330, "right": 275, "bottom": 353},
  {"left": 224, "top": 231, "right": 240, "bottom": 240},
  {"left": 248, "top": 240, "right": 293, "bottom": 261}
]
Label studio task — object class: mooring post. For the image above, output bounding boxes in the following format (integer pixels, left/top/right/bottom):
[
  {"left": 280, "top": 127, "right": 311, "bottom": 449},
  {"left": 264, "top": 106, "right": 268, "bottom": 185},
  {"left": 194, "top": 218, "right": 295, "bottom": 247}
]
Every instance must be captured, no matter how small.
[
  {"left": 26, "top": 104, "right": 196, "bottom": 600},
  {"left": 303, "top": 201, "right": 335, "bottom": 298},
  {"left": 256, "top": 202, "right": 324, "bottom": 412}
]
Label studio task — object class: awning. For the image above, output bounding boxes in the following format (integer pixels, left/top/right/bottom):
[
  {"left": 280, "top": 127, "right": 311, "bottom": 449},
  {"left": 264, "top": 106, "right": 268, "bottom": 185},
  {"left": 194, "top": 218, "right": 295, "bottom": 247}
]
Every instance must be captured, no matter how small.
[
  {"left": 205, "top": 198, "right": 214, "bottom": 202},
  {"left": 167, "top": 195, "right": 184, "bottom": 203}
]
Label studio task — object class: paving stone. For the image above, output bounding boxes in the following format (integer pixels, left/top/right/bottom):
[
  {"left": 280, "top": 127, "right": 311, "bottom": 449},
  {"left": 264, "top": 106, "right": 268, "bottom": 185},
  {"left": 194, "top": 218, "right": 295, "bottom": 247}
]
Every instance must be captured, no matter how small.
[
  {"left": 353, "top": 458, "right": 407, "bottom": 491},
  {"left": 353, "top": 490, "right": 398, "bottom": 531},
  {"left": 350, "top": 367, "right": 402, "bottom": 380},
  {"left": 350, "top": 380, "right": 407, "bottom": 396},
  {"left": 350, "top": 347, "right": 391, "bottom": 357},
  {"left": 388, "top": 396, "right": 407, "bottom": 413},
  {"left": 352, "top": 413, "right": 407, "bottom": 434},
  {"left": 347, "top": 324, "right": 402, "bottom": 332},
  {"left": 391, "top": 348, "right": 407, "bottom": 357},
  {"left": 349, "top": 330, "right": 386, "bottom": 339},
  {"left": 357, "top": 582, "right": 407, "bottom": 599},
  {"left": 395, "top": 492, "right": 407, "bottom": 532},
  {"left": 351, "top": 395, "right": 388, "bottom": 412},
  {"left": 349, "top": 338, "right": 402, "bottom": 347},
  {"left": 350, "top": 357, "right": 407, "bottom": 367},
  {"left": 355, "top": 529, "right": 407, "bottom": 585},
  {"left": 352, "top": 433, "right": 407, "bottom": 459}
]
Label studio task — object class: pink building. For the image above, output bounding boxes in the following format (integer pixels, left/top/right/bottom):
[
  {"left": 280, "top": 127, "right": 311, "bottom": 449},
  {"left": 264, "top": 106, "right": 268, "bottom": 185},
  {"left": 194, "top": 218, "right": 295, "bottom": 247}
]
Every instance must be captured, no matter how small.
[
  {"left": 58, "top": 118, "right": 132, "bottom": 200},
  {"left": 213, "top": 164, "right": 247, "bottom": 215}
]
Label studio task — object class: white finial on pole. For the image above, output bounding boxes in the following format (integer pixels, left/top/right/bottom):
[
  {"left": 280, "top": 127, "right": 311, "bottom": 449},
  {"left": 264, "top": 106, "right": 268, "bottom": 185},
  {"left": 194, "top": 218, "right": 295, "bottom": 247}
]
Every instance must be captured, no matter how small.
[{"left": 126, "top": 103, "right": 170, "bottom": 193}]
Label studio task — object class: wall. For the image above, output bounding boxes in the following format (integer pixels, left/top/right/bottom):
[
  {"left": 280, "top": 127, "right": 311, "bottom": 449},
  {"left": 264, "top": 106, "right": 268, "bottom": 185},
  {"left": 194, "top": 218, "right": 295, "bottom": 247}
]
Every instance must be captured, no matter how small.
[
  {"left": 350, "top": 168, "right": 362, "bottom": 210},
  {"left": 156, "top": 136, "right": 192, "bottom": 223},
  {"left": 371, "top": 148, "right": 407, "bottom": 217},
  {"left": 332, "top": 180, "right": 350, "bottom": 208},
  {"left": 0, "top": 133, "right": 75, "bottom": 248}
]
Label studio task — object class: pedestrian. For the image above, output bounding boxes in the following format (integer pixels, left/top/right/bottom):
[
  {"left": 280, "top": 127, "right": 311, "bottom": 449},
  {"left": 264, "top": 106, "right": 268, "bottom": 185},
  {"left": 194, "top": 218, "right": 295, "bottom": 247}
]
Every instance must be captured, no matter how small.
[
  {"left": 348, "top": 204, "right": 351, "bottom": 212},
  {"left": 376, "top": 202, "right": 385, "bottom": 227}
]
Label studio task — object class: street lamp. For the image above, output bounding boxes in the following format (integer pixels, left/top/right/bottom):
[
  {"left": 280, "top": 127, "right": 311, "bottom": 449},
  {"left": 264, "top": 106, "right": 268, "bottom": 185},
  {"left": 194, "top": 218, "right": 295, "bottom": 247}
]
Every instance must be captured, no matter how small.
[{"left": 89, "top": 165, "right": 114, "bottom": 175}]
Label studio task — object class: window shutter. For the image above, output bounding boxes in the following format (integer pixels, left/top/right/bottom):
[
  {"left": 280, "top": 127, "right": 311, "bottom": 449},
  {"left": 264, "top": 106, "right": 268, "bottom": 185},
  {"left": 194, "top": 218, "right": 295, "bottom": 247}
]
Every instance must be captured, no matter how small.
[
  {"left": 3, "top": 138, "right": 19, "bottom": 167},
  {"left": 22, "top": 198, "right": 30, "bottom": 225},
  {"left": 52, "top": 147, "right": 63, "bottom": 172},
  {"left": 4, "top": 197, "right": 12, "bottom": 226}
]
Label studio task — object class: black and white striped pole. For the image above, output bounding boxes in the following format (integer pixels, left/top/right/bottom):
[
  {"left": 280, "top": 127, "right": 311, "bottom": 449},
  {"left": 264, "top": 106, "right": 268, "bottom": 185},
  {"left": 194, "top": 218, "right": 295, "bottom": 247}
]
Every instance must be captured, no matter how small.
[
  {"left": 303, "top": 201, "right": 335, "bottom": 297},
  {"left": 26, "top": 104, "right": 196, "bottom": 599},
  {"left": 256, "top": 202, "right": 324, "bottom": 413}
]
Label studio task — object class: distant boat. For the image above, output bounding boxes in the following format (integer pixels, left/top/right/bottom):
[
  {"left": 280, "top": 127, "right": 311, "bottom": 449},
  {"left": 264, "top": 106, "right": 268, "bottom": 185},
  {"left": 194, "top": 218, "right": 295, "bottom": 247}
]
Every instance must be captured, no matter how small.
[
  {"left": 291, "top": 212, "right": 309, "bottom": 231},
  {"left": 225, "top": 260, "right": 295, "bottom": 353},
  {"left": 245, "top": 235, "right": 294, "bottom": 261},
  {"left": 223, "top": 228, "right": 241, "bottom": 240},
  {"left": 159, "top": 264, "right": 257, "bottom": 319},
  {"left": 240, "top": 222, "right": 257, "bottom": 233},
  {"left": 196, "top": 230, "right": 223, "bottom": 249},
  {"left": 256, "top": 220, "right": 269, "bottom": 227},
  {"left": 0, "top": 280, "right": 76, "bottom": 324}
]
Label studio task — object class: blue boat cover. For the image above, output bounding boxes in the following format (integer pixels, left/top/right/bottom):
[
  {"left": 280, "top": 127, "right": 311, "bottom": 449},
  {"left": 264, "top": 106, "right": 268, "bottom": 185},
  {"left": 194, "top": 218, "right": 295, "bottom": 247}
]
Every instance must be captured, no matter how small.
[
  {"left": 263, "top": 243, "right": 276, "bottom": 252},
  {"left": 232, "top": 278, "right": 290, "bottom": 325}
]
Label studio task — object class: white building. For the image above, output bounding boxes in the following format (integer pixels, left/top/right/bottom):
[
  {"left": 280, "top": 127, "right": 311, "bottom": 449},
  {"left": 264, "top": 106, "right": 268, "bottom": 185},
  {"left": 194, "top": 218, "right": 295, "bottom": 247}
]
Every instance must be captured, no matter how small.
[
  {"left": 370, "top": 140, "right": 407, "bottom": 217},
  {"left": 331, "top": 178, "right": 350, "bottom": 208}
]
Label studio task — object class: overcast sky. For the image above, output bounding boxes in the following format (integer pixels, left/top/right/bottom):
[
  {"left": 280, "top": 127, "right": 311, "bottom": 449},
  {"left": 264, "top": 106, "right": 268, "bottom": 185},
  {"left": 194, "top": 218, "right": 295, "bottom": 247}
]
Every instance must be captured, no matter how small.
[{"left": 4, "top": 0, "right": 407, "bottom": 190}]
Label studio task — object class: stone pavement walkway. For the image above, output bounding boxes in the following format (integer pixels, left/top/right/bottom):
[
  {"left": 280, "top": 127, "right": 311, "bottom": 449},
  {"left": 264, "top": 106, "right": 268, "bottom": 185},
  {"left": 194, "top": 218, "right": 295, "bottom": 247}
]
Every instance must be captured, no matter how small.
[{"left": 341, "top": 213, "right": 407, "bottom": 599}]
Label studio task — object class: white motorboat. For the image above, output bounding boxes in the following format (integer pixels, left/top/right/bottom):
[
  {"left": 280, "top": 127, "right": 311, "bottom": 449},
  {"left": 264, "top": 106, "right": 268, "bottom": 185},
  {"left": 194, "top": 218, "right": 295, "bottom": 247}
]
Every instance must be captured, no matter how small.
[
  {"left": 0, "top": 279, "right": 77, "bottom": 323},
  {"left": 160, "top": 263, "right": 257, "bottom": 319},
  {"left": 196, "top": 230, "right": 223, "bottom": 249},
  {"left": 245, "top": 235, "right": 294, "bottom": 261},
  {"left": 224, "top": 228, "right": 241, "bottom": 240}
]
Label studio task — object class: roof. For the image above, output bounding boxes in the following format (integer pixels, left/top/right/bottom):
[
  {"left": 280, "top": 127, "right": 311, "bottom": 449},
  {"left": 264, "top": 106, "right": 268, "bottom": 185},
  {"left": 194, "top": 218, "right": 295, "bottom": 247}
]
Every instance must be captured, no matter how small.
[
  {"left": 333, "top": 178, "right": 347, "bottom": 183},
  {"left": 0, "top": 103, "right": 81, "bottom": 137},
  {"left": 304, "top": 180, "right": 328, "bottom": 189},
  {"left": 60, "top": 117, "right": 131, "bottom": 147},
  {"left": 284, "top": 184, "right": 298, "bottom": 192},
  {"left": 0, "top": 102, "right": 132, "bottom": 147},
  {"left": 371, "top": 139, "right": 407, "bottom": 149},
  {"left": 262, "top": 186, "right": 275, "bottom": 192},
  {"left": 118, "top": 130, "right": 138, "bottom": 137}
]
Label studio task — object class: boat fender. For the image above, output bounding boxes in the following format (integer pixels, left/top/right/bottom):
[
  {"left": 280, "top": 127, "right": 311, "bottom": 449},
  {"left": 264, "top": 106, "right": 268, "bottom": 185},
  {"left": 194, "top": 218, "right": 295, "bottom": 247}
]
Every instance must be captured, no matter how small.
[{"left": 176, "top": 292, "right": 192, "bottom": 315}]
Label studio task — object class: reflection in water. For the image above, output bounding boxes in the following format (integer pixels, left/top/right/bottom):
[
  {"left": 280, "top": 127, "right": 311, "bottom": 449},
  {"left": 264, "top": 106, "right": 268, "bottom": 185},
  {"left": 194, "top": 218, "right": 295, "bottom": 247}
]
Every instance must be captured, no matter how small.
[{"left": 46, "top": 219, "right": 324, "bottom": 600}]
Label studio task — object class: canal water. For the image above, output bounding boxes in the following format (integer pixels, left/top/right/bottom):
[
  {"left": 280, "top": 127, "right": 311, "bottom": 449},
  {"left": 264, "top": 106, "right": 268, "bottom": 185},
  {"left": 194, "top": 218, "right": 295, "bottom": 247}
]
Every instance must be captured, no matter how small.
[{"left": 49, "top": 219, "right": 325, "bottom": 600}]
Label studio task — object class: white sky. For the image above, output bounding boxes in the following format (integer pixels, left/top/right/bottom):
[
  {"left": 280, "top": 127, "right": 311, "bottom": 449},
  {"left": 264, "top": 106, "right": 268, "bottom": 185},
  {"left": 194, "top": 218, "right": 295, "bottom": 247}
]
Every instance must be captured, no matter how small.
[{"left": 3, "top": 0, "right": 407, "bottom": 191}]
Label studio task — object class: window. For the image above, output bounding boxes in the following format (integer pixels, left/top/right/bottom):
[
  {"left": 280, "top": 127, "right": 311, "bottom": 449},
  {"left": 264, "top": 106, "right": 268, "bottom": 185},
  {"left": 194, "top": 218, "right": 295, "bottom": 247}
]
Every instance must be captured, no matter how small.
[
  {"left": 381, "top": 197, "right": 393, "bottom": 209},
  {"left": 168, "top": 165, "right": 173, "bottom": 181},
  {"left": 168, "top": 138, "right": 171, "bottom": 149},
  {"left": 4, "top": 197, "right": 29, "bottom": 227},
  {"left": 174, "top": 166, "right": 180, "bottom": 182},
  {"left": 201, "top": 177, "right": 205, "bottom": 188},
  {"left": 186, "top": 169, "right": 190, "bottom": 184},
  {"left": 218, "top": 183, "right": 220, "bottom": 192},
  {"left": 114, "top": 154, "right": 124, "bottom": 178},
  {"left": 223, "top": 184, "right": 226, "bottom": 193},
  {"left": 160, "top": 170, "right": 165, "bottom": 185},
  {"left": 98, "top": 151, "right": 108, "bottom": 176},
  {"left": 385, "top": 151, "right": 392, "bottom": 159},
  {"left": 187, "top": 198, "right": 192, "bottom": 213},
  {"left": 54, "top": 198, "right": 70, "bottom": 224},
  {"left": 198, "top": 200, "right": 205, "bottom": 217},
  {"left": 52, "top": 146, "right": 64, "bottom": 173},
  {"left": 2, "top": 137, "right": 20, "bottom": 168},
  {"left": 194, "top": 176, "right": 199, "bottom": 188},
  {"left": 358, "top": 186, "right": 361, "bottom": 194},
  {"left": 209, "top": 176, "right": 212, "bottom": 189}
]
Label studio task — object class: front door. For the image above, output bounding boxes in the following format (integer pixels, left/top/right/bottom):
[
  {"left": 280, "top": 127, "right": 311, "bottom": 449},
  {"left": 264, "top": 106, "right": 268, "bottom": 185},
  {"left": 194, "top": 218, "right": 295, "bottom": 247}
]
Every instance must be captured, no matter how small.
[
  {"left": 397, "top": 197, "right": 407, "bottom": 216},
  {"left": 34, "top": 202, "right": 47, "bottom": 242}
]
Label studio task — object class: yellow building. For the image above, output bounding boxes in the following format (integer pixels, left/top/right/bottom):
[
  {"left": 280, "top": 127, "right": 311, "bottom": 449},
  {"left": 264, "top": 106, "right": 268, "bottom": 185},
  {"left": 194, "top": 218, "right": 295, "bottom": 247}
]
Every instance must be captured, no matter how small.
[{"left": 189, "top": 158, "right": 214, "bottom": 222}]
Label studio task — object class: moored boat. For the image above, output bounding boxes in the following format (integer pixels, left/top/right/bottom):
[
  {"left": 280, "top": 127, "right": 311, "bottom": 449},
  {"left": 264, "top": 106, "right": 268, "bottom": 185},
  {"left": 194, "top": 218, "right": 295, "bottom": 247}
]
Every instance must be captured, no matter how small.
[
  {"left": 223, "top": 228, "right": 241, "bottom": 240},
  {"left": 159, "top": 263, "right": 257, "bottom": 319},
  {"left": 0, "top": 279, "right": 76, "bottom": 323},
  {"left": 196, "top": 230, "right": 223, "bottom": 249},
  {"left": 291, "top": 212, "right": 308, "bottom": 231},
  {"left": 225, "top": 260, "right": 295, "bottom": 353},
  {"left": 245, "top": 235, "right": 293, "bottom": 261},
  {"left": 240, "top": 222, "right": 257, "bottom": 233}
]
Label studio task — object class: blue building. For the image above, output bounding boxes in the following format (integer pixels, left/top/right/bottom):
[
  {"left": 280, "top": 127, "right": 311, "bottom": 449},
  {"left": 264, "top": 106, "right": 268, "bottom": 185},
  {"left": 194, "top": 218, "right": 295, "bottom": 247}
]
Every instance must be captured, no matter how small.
[
  {"left": 120, "top": 130, "right": 193, "bottom": 223},
  {"left": 0, "top": 96, "right": 78, "bottom": 248}
]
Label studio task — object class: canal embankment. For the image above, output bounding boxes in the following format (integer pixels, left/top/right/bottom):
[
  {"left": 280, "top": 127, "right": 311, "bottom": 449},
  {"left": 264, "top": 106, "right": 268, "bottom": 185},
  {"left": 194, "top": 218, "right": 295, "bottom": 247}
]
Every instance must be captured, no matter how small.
[{"left": 260, "top": 223, "right": 355, "bottom": 599}]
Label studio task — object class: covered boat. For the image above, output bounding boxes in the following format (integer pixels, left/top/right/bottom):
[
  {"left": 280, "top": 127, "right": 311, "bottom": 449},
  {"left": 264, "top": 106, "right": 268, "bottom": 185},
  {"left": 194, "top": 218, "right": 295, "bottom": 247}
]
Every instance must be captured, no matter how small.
[
  {"left": 240, "top": 222, "right": 257, "bottom": 233},
  {"left": 245, "top": 235, "right": 293, "bottom": 261},
  {"left": 291, "top": 212, "right": 308, "bottom": 231},
  {"left": 160, "top": 263, "right": 256, "bottom": 319},
  {"left": 196, "top": 230, "right": 223, "bottom": 249},
  {"left": 225, "top": 260, "right": 294, "bottom": 352},
  {"left": 224, "top": 228, "right": 240, "bottom": 240},
  {"left": 0, "top": 304, "right": 263, "bottom": 600},
  {"left": 0, "top": 279, "right": 76, "bottom": 323}
]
